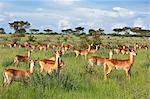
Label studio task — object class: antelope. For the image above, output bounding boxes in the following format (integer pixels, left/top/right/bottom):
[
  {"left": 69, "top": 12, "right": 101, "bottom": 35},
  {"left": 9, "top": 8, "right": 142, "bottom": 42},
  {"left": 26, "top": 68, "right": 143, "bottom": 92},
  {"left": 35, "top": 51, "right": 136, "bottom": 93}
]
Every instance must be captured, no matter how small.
[
  {"left": 2, "top": 60, "right": 35, "bottom": 87},
  {"left": 38, "top": 44, "right": 50, "bottom": 50},
  {"left": 104, "top": 50, "right": 137, "bottom": 80},
  {"left": 49, "top": 56, "right": 64, "bottom": 68},
  {"left": 13, "top": 49, "right": 32, "bottom": 66},
  {"left": 6, "top": 42, "right": 16, "bottom": 48},
  {"left": 89, "top": 45, "right": 100, "bottom": 54},
  {"left": 62, "top": 44, "right": 73, "bottom": 51},
  {"left": 88, "top": 50, "right": 113, "bottom": 68},
  {"left": 74, "top": 45, "right": 91, "bottom": 59},
  {"left": 39, "top": 50, "right": 62, "bottom": 74},
  {"left": 120, "top": 49, "right": 129, "bottom": 54},
  {"left": 113, "top": 48, "right": 120, "bottom": 54}
]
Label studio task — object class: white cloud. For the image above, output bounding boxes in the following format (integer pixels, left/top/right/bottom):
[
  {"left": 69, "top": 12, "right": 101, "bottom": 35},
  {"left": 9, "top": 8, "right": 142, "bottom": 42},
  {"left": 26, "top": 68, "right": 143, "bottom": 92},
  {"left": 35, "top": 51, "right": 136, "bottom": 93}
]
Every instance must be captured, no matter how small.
[
  {"left": 52, "top": 0, "right": 80, "bottom": 5},
  {"left": 133, "top": 18, "right": 145, "bottom": 28},
  {"left": 73, "top": 7, "right": 135, "bottom": 22},
  {"left": 40, "top": 25, "right": 55, "bottom": 30},
  {"left": 78, "top": 22, "right": 95, "bottom": 29},
  {"left": 58, "top": 17, "right": 71, "bottom": 30},
  {"left": 111, "top": 23, "right": 127, "bottom": 29},
  {"left": 0, "top": 18, "right": 5, "bottom": 22},
  {"left": 5, "top": 12, "right": 63, "bottom": 19},
  {"left": 75, "top": 7, "right": 118, "bottom": 18},
  {"left": 113, "top": 7, "right": 135, "bottom": 17}
]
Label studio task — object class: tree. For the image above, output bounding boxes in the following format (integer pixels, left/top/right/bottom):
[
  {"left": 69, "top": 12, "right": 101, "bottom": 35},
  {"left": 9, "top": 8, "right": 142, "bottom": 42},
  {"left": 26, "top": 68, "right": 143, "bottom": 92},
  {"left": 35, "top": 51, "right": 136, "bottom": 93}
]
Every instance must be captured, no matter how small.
[
  {"left": 88, "top": 29, "right": 101, "bottom": 45},
  {"left": 9, "top": 21, "right": 30, "bottom": 33},
  {"left": 122, "top": 27, "right": 131, "bottom": 34},
  {"left": 66, "top": 29, "right": 73, "bottom": 33},
  {"left": 61, "top": 29, "right": 68, "bottom": 34},
  {"left": 0, "top": 28, "right": 6, "bottom": 34},
  {"left": 130, "top": 27, "right": 150, "bottom": 36},
  {"left": 44, "top": 29, "right": 53, "bottom": 34},
  {"left": 30, "top": 29, "right": 39, "bottom": 34},
  {"left": 97, "top": 28, "right": 104, "bottom": 35},
  {"left": 75, "top": 27, "right": 84, "bottom": 33},
  {"left": 89, "top": 29, "right": 96, "bottom": 36},
  {"left": 113, "top": 28, "right": 123, "bottom": 34}
]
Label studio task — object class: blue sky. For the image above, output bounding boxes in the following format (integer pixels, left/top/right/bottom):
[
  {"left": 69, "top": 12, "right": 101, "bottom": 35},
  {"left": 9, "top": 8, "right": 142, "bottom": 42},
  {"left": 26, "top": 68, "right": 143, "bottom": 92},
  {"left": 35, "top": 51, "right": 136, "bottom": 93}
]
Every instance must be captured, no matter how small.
[{"left": 0, "top": 0, "right": 150, "bottom": 33}]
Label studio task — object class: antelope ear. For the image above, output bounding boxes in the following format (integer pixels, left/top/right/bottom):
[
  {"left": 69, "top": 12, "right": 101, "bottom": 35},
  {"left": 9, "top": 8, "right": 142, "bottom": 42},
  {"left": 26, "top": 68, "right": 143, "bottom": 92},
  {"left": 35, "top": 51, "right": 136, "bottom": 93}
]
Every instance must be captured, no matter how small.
[{"left": 129, "top": 48, "right": 131, "bottom": 52}]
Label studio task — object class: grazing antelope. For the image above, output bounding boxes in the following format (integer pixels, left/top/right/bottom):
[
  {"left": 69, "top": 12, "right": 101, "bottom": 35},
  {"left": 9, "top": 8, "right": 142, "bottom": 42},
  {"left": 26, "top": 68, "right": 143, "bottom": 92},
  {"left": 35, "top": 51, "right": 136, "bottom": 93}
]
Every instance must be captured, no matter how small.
[
  {"left": 13, "top": 49, "right": 32, "bottom": 66},
  {"left": 104, "top": 50, "right": 137, "bottom": 80},
  {"left": 88, "top": 50, "right": 113, "bottom": 68},
  {"left": 89, "top": 45, "right": 100, "bottom": 54},
  {"left": 74, "top": 45, "right": 91, "bottom": 59},
  {"left": 39, "top": 50, "right": 62, "bottom": 74},
  {"left": 2, "top": 60, "right": 35, "bottom": 87}
]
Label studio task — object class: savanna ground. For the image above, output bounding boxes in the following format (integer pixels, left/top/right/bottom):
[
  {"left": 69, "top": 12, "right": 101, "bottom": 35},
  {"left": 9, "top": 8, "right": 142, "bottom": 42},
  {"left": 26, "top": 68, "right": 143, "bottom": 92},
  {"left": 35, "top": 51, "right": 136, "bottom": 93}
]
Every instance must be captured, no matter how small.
[{"left": 0, "top": 34, "right": 149, "bottom": 99}]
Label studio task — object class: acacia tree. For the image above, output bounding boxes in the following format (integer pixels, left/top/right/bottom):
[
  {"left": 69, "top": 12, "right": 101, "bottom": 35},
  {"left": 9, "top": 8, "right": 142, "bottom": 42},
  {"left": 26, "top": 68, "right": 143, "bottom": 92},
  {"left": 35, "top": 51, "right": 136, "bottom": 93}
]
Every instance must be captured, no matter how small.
[
  {"left": 113, "top": 28, "right": 123, "bottom": 34},
  {"left": 88, "top": 29, "right": 101, "bottom": 45},
  {"left": 44, "top": 29, "right": 53, "bottom": 34},
  {"left": 61, "top": 29, "right": 68, "bottom": 34},
  {"left": 130, "top": 27, "right": 150, "bottom": 36},
  {"left": 75, "top": 27, "right": 84, "bottom": 34},
  {"left": 0, "top": 28, "right": 6, "bottom": 34},
  {"left": 9, "top": 21, "right": 30, "bottom": 33},
  {"left": 89, "top": 29, "right": 96, "bottom": 36},
  {"left": 97, "top": 28, "right": 104, "bottom": 35},
  {"left": 30, "top": 29, "right": 39, "bottom": 34}
]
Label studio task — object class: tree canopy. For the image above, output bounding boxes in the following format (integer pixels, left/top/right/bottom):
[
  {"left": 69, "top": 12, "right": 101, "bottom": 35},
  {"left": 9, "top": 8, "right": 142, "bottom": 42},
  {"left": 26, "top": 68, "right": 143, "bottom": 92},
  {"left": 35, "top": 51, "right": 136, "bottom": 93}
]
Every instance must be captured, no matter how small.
[{"left": 9, "top": 21, "right": 30, "bottom": 33}]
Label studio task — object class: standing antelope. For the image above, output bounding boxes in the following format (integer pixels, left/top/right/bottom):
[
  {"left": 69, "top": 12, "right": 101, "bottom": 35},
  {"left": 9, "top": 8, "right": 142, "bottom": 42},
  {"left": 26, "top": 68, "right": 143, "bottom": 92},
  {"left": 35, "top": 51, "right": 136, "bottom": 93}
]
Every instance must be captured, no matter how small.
[
  {"left": 49, "top": 56, "right": 64, "bottom": 68},
  {"left": 88, "top": 50, "right": 113, "bottom": 68},
  {"left": 89, "top": 45, "right": 100, "bottom": 54},
  {"left": 62, "top": 44, "right": 73, "bottom": 51},
  {"left": 38, "top": 44, "right": 49, "bottom": 51},
  {"left": 74, "top": 45, "right": 91, "bottom": 59},
  {"left": 2, "top": 60, "right": 35, "bottom": 87},
  {"left": 39, "top": 50, "right": 62, "bottom": 74},
  {"left": 13, "top": 49, "right": 32, "bottom": 66},
  {"left": 104, "top": 50, "right": 137, "bottom": 80}
]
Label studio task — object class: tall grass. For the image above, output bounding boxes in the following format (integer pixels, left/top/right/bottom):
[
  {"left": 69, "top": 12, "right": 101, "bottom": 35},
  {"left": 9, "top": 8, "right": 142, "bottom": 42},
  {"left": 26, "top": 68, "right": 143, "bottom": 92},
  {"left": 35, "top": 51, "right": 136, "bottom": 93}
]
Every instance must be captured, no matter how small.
[{"left": 0, "top": 35, "right": 149, "bottom": 99}]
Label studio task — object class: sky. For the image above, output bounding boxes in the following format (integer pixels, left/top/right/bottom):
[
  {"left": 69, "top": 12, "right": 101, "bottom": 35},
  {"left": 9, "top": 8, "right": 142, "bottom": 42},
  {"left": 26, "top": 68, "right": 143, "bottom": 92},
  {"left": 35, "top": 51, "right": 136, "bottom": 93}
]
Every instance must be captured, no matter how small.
[{"left": 0, "top": 0, "right": 150, "bottom": 33}]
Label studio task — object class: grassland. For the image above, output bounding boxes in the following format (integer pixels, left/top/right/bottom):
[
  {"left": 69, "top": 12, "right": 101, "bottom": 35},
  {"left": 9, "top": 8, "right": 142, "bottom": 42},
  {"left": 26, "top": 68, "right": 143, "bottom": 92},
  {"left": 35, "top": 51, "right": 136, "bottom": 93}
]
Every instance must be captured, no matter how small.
[{"left": 0, "top": 34, "right": 149, "bottom": 99}]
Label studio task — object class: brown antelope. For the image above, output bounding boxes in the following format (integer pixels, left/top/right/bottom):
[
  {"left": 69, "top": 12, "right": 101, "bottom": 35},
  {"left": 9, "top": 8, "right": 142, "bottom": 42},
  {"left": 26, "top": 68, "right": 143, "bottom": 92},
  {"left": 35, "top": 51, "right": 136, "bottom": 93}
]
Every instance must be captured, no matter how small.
[
  {"left": 37, "top": 44, "right": 49, "bottom": 50},
  {"left": 6, "top": 42, "right": 16, "bottom": 48},
  {"left": 104, "top": 50, "right": 137, "bottom": 80},
  {"left": 13, "top": 49, "right": 32, "bottom": 66},
  {"left": 48, "top": 56, "right": 64, "bottom": 68},
  {"left": 39, "top": 50, "right": 62, "bottom": 74},
  {"left": 89, "top": 45, "right": 100, "bottom": 54},
  {"left": 2, "top": 60, "right": 35, "bottom": 87},
  {"left": 62, "top": 44, "right": 73, "bottom": 51},
  {"left": 88, "top": 50, "right": 113, "bottom": 68},
  {"left": 113, "top": 48, "right": 120, "bottom": 54},
  {"left": 74, "top": 45, "right": 91, "bottom": 59},
  {"left": 120, "top": 49, "right": 129, "bottom": 54}
]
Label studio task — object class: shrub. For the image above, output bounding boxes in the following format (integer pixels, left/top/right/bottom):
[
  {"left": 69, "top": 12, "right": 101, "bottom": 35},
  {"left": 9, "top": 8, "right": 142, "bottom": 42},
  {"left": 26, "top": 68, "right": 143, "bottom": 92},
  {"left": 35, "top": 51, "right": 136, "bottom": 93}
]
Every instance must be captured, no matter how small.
[{"left": 27, "top": 35, "right": 36, "bottom": 42}]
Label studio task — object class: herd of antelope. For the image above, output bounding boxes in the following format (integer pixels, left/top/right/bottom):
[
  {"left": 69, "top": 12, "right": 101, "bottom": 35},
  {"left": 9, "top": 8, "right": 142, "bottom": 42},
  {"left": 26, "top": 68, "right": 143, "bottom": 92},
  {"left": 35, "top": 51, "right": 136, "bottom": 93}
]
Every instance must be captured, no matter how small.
[{"left": 1, "top": 41, "right": 149, "bottom": 86}]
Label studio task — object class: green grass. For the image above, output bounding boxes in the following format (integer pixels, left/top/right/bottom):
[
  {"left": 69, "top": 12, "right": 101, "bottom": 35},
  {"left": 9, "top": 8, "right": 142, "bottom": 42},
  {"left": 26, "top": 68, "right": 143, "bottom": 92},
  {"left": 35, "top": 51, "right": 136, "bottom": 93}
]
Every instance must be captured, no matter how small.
[{"left": 0, "top": 34, "right": 149, "bottom": 99}]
